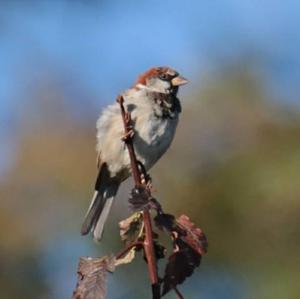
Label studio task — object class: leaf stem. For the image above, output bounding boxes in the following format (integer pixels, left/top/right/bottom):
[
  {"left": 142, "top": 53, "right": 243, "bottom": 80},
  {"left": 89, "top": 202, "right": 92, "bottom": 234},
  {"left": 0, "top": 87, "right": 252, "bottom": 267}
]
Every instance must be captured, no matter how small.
[{"left": 115, "top": 241, "right": 143, "bottom": 260}]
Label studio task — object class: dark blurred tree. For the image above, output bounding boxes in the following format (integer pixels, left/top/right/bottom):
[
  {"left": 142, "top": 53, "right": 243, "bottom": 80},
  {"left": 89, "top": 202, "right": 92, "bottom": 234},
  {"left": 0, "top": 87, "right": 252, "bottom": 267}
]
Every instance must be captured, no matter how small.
[{"left": 153, "top": 66, "right": 300, "bottom": 299}]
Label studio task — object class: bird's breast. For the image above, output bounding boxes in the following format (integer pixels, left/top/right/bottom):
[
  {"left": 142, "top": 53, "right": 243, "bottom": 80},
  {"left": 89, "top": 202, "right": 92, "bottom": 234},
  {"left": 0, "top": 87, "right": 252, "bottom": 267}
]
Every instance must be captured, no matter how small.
[{"left": 132, "top": 108, "right": 179, "bottom": 170}]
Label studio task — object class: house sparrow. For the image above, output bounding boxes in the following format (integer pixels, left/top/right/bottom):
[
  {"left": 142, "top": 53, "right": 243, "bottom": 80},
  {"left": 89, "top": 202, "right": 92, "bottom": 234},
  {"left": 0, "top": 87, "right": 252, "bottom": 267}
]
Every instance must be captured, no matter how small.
[{"left": 81, "top": 66, "right": 188, "bottom": 241}]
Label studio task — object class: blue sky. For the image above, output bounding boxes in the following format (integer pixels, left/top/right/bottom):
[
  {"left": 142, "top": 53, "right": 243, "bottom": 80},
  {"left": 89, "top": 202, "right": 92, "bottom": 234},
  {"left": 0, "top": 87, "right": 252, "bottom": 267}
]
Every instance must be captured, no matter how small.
[
  {"left": 1, "top": 2, "right": 300, "bottom": 297},
  {"left": 1, "top": 0, "right": 300, "bottom": 100},
  {"left": 0, "top": 0, "right": 300, "bottom": 174}
]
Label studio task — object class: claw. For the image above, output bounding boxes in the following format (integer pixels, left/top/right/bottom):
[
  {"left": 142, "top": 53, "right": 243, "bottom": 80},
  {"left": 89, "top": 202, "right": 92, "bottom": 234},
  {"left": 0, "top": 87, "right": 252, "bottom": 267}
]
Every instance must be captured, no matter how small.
[
  {"left": 124, "top": 112, "right": 131, "bottom": 124},
  {"left": 116, "top": 95, "right": 124, "bottom": 104},
  {"left": 146, "top": 179, "right": 153, "bottom": 191},
  {"left": 121, "top": 128, "right": 134, "bottom": 142},
  {"left": 140, "top": 173, "right": 152, "bottom": 188},
  {"left": 141, "top": 173, "right": 146, "bottom": 185}
]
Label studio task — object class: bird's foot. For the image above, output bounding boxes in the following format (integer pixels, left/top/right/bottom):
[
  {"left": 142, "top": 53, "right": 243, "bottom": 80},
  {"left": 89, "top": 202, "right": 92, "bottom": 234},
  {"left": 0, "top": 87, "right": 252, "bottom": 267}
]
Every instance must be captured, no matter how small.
[
  {"left": 137, "top": 161, "right": 152, "bottom": 189},
  {"left": 116, "top": 95, "right": 124, "bottom": 104},
  {"left": 140, "top": 173, "right": 152, "bottom": 190},
  {"left": 121, "top": 128, "right": 134, "bottom": 142}
]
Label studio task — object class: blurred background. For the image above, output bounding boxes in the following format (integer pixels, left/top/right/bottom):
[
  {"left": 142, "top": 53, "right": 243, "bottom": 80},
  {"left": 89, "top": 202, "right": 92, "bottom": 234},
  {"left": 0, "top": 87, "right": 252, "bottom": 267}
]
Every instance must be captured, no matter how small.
[{"left": 1, "top": 0, "right": 300, "bottom": 298}]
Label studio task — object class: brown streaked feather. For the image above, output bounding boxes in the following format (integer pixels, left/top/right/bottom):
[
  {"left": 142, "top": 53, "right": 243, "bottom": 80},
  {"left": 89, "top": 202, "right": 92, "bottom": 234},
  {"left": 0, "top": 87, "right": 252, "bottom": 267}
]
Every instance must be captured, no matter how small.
[
  {"left": 96, "top": 152, "right": 102, "bottom": 169},
  {"left": 136, "top": 67, "right": 170, "bottom": 85}
]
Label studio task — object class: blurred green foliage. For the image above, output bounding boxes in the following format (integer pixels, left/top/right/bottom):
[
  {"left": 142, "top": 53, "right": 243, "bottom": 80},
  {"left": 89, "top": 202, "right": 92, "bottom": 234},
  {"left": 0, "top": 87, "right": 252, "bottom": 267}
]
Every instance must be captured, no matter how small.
[{"left": 1, "top": 65, "right": 300, "bottom": 299}]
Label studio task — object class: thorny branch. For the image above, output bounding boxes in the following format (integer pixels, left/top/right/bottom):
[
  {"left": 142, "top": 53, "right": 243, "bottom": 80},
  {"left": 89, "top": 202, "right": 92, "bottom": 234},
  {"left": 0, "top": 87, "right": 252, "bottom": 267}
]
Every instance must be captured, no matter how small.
[
  {"left": 117, "top": 95, "right": 160, "bottom": 298},
  {"left": 72, "top": 95, "right": 208, "bottom": 299}
]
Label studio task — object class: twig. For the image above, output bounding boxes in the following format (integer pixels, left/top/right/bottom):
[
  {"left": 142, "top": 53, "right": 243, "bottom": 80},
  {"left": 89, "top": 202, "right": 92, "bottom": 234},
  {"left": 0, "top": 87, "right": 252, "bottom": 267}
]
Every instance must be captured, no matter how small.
[
  {"left": 115, "top": 241, "right": 143, "bottom": 260},
  {"left": 73, "top": 95, "right": 207, "bottom": 299},
  {"left": 117, "top": 95, "right": 161, "bottom": 299},
  {"left": 117, "top": 96, "right": 142, "bottom": 186}
]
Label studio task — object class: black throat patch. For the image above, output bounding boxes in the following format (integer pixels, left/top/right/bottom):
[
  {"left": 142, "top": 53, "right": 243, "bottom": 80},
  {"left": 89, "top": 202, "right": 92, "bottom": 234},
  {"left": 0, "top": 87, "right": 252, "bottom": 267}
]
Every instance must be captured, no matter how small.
[{"left": 151, "top": 91, "right": 182, "bottom": 119}]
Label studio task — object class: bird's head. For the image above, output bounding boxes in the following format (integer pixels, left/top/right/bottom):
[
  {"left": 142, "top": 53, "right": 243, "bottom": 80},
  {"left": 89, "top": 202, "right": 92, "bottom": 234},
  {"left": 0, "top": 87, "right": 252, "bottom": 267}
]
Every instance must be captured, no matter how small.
[{"left": 135, "top": 66, "right": 188, "bottom": 95}]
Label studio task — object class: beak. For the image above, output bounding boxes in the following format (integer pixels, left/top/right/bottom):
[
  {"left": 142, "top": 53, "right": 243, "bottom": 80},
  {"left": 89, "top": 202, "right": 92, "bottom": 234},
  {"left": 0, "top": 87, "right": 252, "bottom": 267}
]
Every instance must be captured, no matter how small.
[{"left": 171, "top": 75, "right": 188, "bottom": 86}]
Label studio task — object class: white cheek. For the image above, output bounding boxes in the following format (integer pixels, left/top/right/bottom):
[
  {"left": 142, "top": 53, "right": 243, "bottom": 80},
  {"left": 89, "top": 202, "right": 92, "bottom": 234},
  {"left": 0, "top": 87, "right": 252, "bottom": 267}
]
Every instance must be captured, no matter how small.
[{"left": 148, "top": 78, "right": 171, "bottom": 93}]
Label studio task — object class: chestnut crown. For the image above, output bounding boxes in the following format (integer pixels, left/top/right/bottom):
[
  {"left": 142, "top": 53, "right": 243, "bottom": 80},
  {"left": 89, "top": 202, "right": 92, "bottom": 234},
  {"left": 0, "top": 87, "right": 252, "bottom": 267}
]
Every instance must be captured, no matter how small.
[{"left": 135, "top": 66, "right": 188, "bottom": 94}]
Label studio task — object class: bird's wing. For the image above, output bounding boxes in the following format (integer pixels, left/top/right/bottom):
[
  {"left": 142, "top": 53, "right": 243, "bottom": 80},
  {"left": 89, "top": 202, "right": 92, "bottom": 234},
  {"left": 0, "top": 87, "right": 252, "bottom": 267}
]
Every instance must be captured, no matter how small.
[{"left": 96, "top": 151, "right": 102, "bottom": 170}]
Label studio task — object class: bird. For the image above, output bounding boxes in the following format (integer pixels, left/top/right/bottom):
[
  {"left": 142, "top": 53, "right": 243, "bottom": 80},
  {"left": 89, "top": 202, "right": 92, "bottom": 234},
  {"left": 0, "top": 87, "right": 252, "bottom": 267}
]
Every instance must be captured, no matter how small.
[{"left": 81, "top": 66, "right": 188, "bottom": 241}]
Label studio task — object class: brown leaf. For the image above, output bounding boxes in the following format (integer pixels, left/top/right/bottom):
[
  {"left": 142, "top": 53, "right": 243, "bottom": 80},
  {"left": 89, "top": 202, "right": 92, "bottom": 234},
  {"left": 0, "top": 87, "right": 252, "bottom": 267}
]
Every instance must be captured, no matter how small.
[
  {"left": 114, "top": 248, "right": 136, "bottom": 266},
  {"left": 160, "top": 215, "right": 207, "bottom": 296},
  {"left": 154, "top": 213, "right": 175, "bottom": 231},
  {"left": 162, "top": 241, "right": 201, "bottom": 296},
  {"left": 153, "top": 240, "right": 166, "bottom": 260},
  {"left": 119, "top": 212, "right": 143, "bottom": 245},
  {"left": 72, "top": 256, "right": 115, "bottom": 299},
  {"left": 129, "top": 186, "right": 152, "bottom": 211},
  {"left": 117, "top": 212, "right": 144, "bottom": 266},
  {"left": 142, "top": 239, "right": 166, "bottom": 263},
  {"left": 176, "top": 214, "right": 208, "bottom": 255}
]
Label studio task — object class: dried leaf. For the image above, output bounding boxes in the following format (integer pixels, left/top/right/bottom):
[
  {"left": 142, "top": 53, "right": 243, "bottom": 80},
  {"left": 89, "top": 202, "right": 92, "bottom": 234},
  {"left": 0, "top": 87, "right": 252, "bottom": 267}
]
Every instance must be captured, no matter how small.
[
  {"left": 115, "top": 248, "right": 136, "bottom": 266},
  {"left": 117, "top": 212, "right": 143, "bottom": 266},
  {"left": 154, "top": 213, "right": 175, "bottom": 231},
  {"left": 160, "top": 215, "right": 207, "bottom": 296},
  {"left": 176, "top": 214, "right": 208, "bottom": 255},
  {"left": 162, "top": 241, "right": 201, "bottom": 296},
  {"left": 153, "top": 240, "right": 166, "bottom": 260},
  {"left": 129, "top": 186, "right": 151, "bottom": 211},
  {"left": 143, "top": 239, "right": 166, "bottom": 263},
  {"left": 119, "top": 212, "right": 143, "bottom": 245},
  {"left": 72, "top": 256, "right": 115, "bottom": 299}
]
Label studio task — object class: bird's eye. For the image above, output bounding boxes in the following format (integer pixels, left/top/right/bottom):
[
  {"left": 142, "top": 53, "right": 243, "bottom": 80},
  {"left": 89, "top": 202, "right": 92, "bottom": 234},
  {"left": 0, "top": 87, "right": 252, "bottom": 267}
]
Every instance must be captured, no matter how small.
[{"left": 159, "top": 73, "right": 168, "bottom": 80}]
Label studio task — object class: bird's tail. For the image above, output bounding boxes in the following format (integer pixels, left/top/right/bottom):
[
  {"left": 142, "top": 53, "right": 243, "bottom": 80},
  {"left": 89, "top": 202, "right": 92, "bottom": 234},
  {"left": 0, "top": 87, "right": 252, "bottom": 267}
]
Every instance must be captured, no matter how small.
[{"left": 81, "top": 163, "right": 119, "bottom": 242}]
